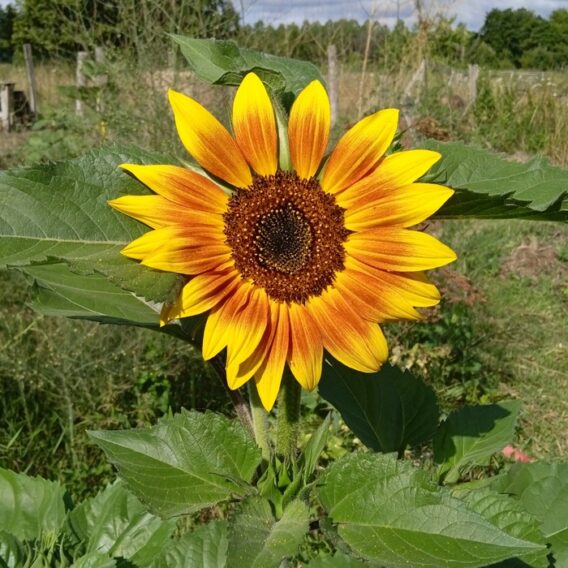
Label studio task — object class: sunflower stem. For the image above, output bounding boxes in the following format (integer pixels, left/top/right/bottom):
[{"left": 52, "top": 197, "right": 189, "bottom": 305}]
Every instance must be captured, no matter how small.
[
  {"left": 276, "top": 372, "right": 302, "bottom": 463},
  {"left": 210, "top": 355, "right": 254, "bottom": 439},
  {"left": 247, "top": 382, "right": 271, "bottom": 461}
]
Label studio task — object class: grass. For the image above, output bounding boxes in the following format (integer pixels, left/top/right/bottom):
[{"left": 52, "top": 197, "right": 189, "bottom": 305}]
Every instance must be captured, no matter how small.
[{"left": 0, "top": 54, "right": 567, "bottom": 495}]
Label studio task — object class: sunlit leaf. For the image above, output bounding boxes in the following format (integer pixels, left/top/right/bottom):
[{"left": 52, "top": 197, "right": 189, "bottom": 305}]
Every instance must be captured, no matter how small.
[
  {"left": 89, "top": 410, "right": 261, "bottom": 518},
  {"left": 318, "top": 453, "right": 545, "bottom": 568}
]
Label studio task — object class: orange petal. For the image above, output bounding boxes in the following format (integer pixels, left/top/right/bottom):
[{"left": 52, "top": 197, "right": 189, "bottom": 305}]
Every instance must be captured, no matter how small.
[
  {"left": 162, "top": 271, "right": 240, "bottom": 323},
  {"left": 288, "top": 80, "right": 331, "bottom": 179},
  {"left": 344, "top": 183, "right": 454, "bottom": 231},
  {"left": 307, "top": 290, "right": 388, "bottom": 372},
  {"left": 120, "top": 164, "right": 229, "bottom": 213},
  {"left": 321, "top": 108, "right": 399, "bottom": 194},
  {"left": 202, "top": 281, "right": 253, "bottom": 360},
  {"left": 345, "top": 227, "right": 457, "bottom": 272},
  {"left": 254, "top": 302, "right": 290, "bottom": 411},
  {"left": 232, "top": 73, "right": 277, "bottom": 176},
  {"left": 287, "top": 302, "right": 323, "bottom": 390},
  {"left": 168, "top": 90, "right": 252, "bottom": 188}
]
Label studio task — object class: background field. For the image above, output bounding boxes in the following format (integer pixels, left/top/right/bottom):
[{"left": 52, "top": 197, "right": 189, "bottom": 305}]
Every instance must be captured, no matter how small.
[{"left": 0, "top": 3, "right": 567, "bottom": 499}]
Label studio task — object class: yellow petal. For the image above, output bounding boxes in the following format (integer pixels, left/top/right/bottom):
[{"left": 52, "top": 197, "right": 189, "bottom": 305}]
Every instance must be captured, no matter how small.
[
  {"left": 168, "top": 90, "right": 252, "bottom": 188},
  {"left": 288, "top": 80, "right": 331, "bottom": 179},
  {"left": 337, "top": 149, "right": 442, "bottom": 209},
  {"left": 287, "top": 302, "right": 323, "bottom": 390},
  {"left": 163, "top": 271, "right": 240, "bottom": 323},
  {"left": 254, "top": 302, "right": 290, "bottom": 411},
  {"left": 109, "top": 195, "right": 224, "bottom": 230},
  {"left": 226, "top": 288, "right": 269, "bottom": 367},
  {"left": 344, "top": 183, "right": 454, "bottom": 230},
  {"left": 202, "top": 281, "right": 253, "bottom": 360},
  {"left": 232, "top": 73, "right": 277, "bottom": 176},
  {"left": 321, "top": 108, "right": 399, "bottom": 194},
  {"left": 345, "top": 227, "right": 457, "bottom": 272},
  {"left": 120, "top": 164, "right": 229, "bottom": 213},
  {"left": 308, "top": 290, "right": 388, "bottom": 372}
]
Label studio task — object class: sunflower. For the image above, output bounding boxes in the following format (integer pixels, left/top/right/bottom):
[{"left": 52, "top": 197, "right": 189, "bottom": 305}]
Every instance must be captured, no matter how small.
[{"left": 109, "top": 73, "right": 456, "bottom": 411}]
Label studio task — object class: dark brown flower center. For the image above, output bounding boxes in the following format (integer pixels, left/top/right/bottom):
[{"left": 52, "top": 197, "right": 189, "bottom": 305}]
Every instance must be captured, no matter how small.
[{"left": 224, "top": 171, "right": 348, "bottom": 303}]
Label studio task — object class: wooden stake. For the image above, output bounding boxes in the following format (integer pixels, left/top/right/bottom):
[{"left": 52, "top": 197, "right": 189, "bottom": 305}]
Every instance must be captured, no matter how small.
[
  {"left": 23, "top": 44, "right": 38, "bottom": 116},
  {"left": 327, "top": 44, "right": 338, "bottom": 126},
  {"left": 0, "top": 82, "right": 15, "bottom": 132},
  {"left": 76, "top": 51, "right": 88, "bottom": 117}
]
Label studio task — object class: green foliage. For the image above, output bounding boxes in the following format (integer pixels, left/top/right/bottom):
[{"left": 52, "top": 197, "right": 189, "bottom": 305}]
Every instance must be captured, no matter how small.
[
  {"left": 226, "top": 497, "right": 308, "bottom": 567},
  {"left": 318, "top": 362, "right": 439, "bottom": 454},
  {"left": 434, "top": 401, "right": 521, "bottom": 484},
  {"left": 426, "top": 140, "right": 568, "bottom": 221},
  {"left": 318, "top": 453, "right": 545, "bottom": 567},
  {"left": 89, "top": 410, "right": 261, "bottom": 517},
  {"left": 0, "top": 4, "right": 16, "bottom": 62}
]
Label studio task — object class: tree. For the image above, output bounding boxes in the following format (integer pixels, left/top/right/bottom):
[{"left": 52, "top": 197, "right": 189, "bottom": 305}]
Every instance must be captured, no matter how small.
[{"left": 0, "top": 3, "right": 17, "bottom": 63}]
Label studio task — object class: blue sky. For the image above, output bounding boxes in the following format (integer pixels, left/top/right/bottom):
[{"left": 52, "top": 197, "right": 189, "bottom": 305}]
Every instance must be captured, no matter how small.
[{"left": 0, "top": 0, "right": 566, "bottom": 31}]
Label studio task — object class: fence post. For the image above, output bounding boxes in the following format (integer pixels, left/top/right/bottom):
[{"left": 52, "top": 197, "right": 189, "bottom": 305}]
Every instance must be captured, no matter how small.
[
  {"left": 327, "top": 44, "right": 338, "bottom": 126},
  {"left": 0, "top": 83, "right": 15, "bottom": 132},
  {"left": 468, "top": 64, "right": 480, "bottom": 106},
  {"left": 76, "top": 51, "right": 88, "bottom": 117},
  {"left": 23, "top": 44, "right": 38, "bottom": 116},
  {"left": 94, "top": 46, "right": 107, "bottom": 113}
]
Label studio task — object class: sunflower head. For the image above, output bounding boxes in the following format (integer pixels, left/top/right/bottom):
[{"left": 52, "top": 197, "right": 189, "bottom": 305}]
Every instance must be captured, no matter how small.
[{"left": 109, "top": 72, "right": 456, "bottom": 411}]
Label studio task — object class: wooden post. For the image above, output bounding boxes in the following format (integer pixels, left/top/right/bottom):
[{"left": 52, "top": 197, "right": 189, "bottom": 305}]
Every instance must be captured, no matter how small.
[
  {"left": 327, "top": 44, "right": 338, "bottom": 126},
  {"left": 76, "top": 51, "right": 88, "bottom": 117},
  {"left": 0, "top": 83, "right": 15, "bottom": 132},
  {"left": 94, "top": 46, "right": 107, "bottom": 113},
  {"left": 23, "top": 44, "right": 38, "bottom": 116},
  {"left": 468, "top": 64, "right": 479, "bottom": 106},
  {"left": 403, "top": 59, "right": 426, "bottom": 102}
]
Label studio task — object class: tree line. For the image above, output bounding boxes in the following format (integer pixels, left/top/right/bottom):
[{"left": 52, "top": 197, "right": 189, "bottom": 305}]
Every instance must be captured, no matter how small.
[{"left": 0, "top": 1, "right": 566, "bottom": 70}]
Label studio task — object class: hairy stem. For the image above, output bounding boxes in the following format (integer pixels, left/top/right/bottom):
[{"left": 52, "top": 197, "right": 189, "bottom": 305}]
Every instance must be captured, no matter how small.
[
  {"left": 247, "top": 381, "right": 271, "bottom": 460},
  {"left": 276, "top": 372, "right": 302, "bottom": 462}
]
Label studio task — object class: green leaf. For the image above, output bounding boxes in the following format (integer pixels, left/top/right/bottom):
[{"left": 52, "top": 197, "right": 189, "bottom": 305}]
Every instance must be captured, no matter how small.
[
  {"left": 0, "top": 532, "right": 25, "bottom": 568},
  {"left": 318, "top": 361, "right": 439, "bottom": 454},
  {"left": 67, "top": 482, "right": 175, "bottom": 566},
  {"left": 173, "top": 37, "right": 323, "bottom": 107},
  {"left": 434, "top": 400, "right": 521, "bottom": 484},
  {"left": 152, "top": 520, "right": 228, "bottom": 568},
  {"left": 426, "top": 140, "right": 568, "bottom": 221},
  {"left": 301, "top": 413, "right": 332, "bottom": 484},
  {"left": 304, "top": 552, "right": 369, "bottom": 567},
  {"left": 502, "top": 462, "right": 568, "bottom": 565},
  {"left": 0, "top": 468, "right": 67, "bottom": 541},
  {"left": 458, "top": 488, "right": 548, "bottom": 568},
  {"left": 226, "top": 497, "right": 309, "bottom": 568},
  {"left": 318, "top": 453, "right": 545, "bottom": 568},
  {"left": 0, "top": 145, "right": 182, "bottom": 304},
  {"left": 72, "top": 553, "right": 116, "bottom": 568},
  {"left": 89, "top": 410, "right": 261, "bottom": 518}
]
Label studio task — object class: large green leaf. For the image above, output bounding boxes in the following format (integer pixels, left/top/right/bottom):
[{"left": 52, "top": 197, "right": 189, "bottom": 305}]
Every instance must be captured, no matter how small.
[
  {"left": 501, "top": 462, "right": 568, "bottom": 566},
  {"left": 434, "top": 400, "right": 521, "bottom": 484},
  {"left": 151, "top": 520, "right": 228, "bottom": 568},
  {"left": 318, "top": 453, "right": 545, "bottom": 568},
  {"left": 226, "top": 497, "right": 309, "bottom": 568},
  {"left": 0, "top": 145, "right": 182, "bottom": 303},
  {"left": 72, "top": 552, "right": 116, "bottom": 568},
  {"left": 0, "top": 532, "right": 25, "bottom": 568},
  {"left": 68, "top": 482, "right": 176, "bottom": 566},
  {"left": 0, "top": 468, "right": 67, "bottom": 542},
  {"left": 304, "top": 552, "right": 369, "bottom": 567},
  {"left": 173, "top": 36, "right": 323, "bottom": 107},
  {"left": 458, "top": 488, "right": 548, "bottom": 568},
  {"left": 89, "top": 410, "right": 261, "bottom": 518},
  {"left": 427, "top": 140, "right": 568, "bottom": 221},
  {"left": 318, "top": 362, "right": 439, "bottom": 454}
]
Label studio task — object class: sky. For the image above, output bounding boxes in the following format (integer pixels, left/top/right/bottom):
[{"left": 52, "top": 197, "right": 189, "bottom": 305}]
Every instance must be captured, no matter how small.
[
  {"left": 0, "top": 0, "right": 565, "bottom": 31},
  {"left": 236, "top": 0, "right": 567, "bottom": 30}
]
